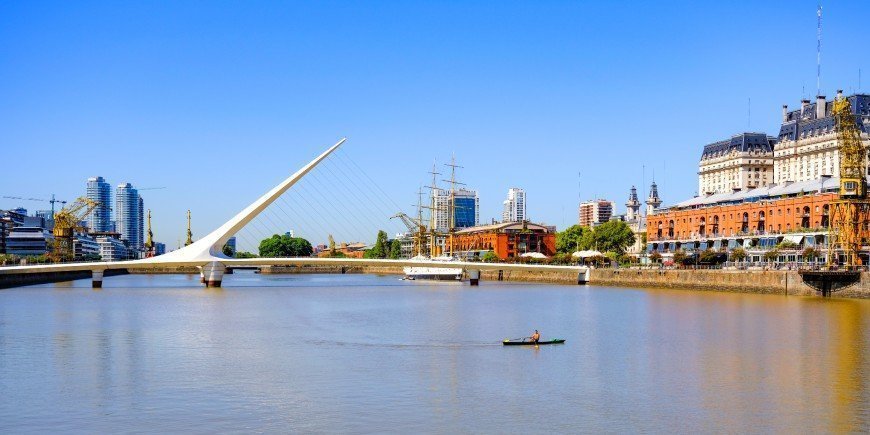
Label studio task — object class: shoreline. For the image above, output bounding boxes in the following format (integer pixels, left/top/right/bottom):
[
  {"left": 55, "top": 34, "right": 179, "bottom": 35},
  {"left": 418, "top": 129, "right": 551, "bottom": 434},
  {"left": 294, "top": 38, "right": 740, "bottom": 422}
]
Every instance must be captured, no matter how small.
[{"left": 127, "top": 264, "right": 870, "bottom": 299}]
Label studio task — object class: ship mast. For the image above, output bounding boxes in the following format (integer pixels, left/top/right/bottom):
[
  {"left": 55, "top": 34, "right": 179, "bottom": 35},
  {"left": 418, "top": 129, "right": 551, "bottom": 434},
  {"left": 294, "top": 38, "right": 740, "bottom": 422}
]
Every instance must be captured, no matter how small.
[
  {"left": 416, "top": 186, "right": 425, "bottom": 257},
  {"left": 426, "top": 162, "right": 441, "bottom": 257},
  {"left": 444, "top": 155, "right": 464, "bottom": 258}
]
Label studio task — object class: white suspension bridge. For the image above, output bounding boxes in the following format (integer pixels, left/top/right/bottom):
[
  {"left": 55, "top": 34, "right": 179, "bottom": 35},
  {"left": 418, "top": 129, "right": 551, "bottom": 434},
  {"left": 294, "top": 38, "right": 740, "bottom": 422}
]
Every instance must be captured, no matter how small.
[{"left": 0, "top": 139, "right": 589, "bottom": 288}]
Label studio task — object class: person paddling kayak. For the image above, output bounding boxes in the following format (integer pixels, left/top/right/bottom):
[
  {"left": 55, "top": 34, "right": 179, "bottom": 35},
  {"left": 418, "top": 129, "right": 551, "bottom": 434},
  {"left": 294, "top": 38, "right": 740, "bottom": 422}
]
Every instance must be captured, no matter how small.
[{"left": 529, "top": 330, "right": 540, "bottom": 343}]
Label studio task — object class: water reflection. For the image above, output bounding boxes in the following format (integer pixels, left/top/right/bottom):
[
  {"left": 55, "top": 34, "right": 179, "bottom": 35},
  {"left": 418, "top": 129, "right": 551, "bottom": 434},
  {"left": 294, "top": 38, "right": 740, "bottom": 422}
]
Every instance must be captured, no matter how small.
[{"left": 0, "top": 274, "right": 867, "bottom": 432}]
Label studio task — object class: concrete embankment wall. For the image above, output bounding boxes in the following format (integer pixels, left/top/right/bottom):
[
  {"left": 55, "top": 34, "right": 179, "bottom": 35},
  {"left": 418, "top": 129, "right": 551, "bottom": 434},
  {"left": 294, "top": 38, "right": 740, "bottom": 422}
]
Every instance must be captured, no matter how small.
[
  {"left": 590, "top": 269, "right": 870, "bottom": 299},
  {"left": 0, "top": 269, "right": 128, "bottom": 289}
]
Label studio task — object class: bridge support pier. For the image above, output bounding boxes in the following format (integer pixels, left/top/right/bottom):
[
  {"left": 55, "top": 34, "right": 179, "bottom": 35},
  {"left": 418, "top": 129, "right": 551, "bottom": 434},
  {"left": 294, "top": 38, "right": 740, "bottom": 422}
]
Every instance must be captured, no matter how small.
[
  {"left": 202, "top": 261, "right": 226, "bottom": 288},
  {"left": 577, "top": 268, "right": 590, "bottom": 285},
  {"left": 198, "top": 267, "right": 205, "bottom": 283},
  {"left": 469, "top": 269, "right": 480, "bottom": 286},
  {"left": 92, "top": 270, "right": 103, "bottom": 288}
]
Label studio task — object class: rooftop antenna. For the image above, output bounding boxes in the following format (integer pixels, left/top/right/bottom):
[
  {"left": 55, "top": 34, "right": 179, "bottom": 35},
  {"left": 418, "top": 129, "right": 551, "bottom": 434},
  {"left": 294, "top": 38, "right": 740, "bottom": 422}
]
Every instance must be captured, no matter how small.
[
  {"left": 748, "top": 97, "right": 751, "bottom": 130},
  {"left": 816, "top": 3, "right": 822, "bottom": 96}
]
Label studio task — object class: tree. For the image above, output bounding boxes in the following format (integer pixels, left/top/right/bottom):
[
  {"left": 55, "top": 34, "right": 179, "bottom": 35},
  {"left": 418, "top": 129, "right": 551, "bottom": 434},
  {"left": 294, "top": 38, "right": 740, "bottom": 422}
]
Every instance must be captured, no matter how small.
[
  {"left": 234, "top": 251, "right": 258, "bottom": 258},
  {"left": 364, "top": 230, "right": 390, "bottom": 259},
  {"left": 556, "top": 225, "right": 587, "bottom": 253},
  {"left": 730, "top": 247, "right": 747, "bottom": 262},
  {"left": 777, "top": 240, "right": 798, "bottom": 250},
  {"left": 764, "top": 249, "right": 780, "bottom": 262},
  {"left": 222, "top": 244, "right": 234, "bottom": 257},
  {"left": 673, "top": 249, "right": 688, "bottom": 265},
  {"left": 802, "top": 247, "right": 820, "bottom": 261},
  {"left": 389, "top": 239, "right": 402, "bottom": 259},
  {"left": 699, "top": 249, "right": 725, "bottom": 265},
  {"left": 258, "top": 234, "right": 313, "bottom": 257},
  {"left": 649, "top": 251, "right": 662, "bottom": 263},
  {"left": 481, "top": 250, "right": 499, "bottom": 263},
  {"left": 582, "top": 221, "right": 636, "bottom": 255}
]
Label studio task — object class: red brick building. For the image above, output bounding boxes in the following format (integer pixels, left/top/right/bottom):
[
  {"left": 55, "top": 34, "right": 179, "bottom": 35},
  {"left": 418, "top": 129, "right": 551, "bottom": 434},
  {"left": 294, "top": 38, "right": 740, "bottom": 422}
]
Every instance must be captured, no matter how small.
[{"left": 449, "top": 221, "right": 556, "bottom": 260}]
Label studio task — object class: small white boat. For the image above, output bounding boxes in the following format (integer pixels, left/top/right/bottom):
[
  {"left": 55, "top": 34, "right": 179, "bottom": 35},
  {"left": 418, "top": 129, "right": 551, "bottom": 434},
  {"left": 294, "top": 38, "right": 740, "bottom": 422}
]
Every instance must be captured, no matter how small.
[{"left": 403, "top": 255, "right": 463, "bottom": 281}]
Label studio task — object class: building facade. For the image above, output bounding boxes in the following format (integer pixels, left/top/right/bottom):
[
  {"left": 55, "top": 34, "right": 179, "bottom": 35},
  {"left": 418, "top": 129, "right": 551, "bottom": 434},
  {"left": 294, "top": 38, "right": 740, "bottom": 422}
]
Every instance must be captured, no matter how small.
[
  {"left": 449, "top": 221, "right": 556, "bottom": 260},
  {"left": 116, "top": 183, "right": 143, "bottom": 253},
  {"left": 698, "top": 133, "right": 776, "bottom": 195},
  {"left": 774, "top": 92, "right": 870, "bottom": 184},
  {"left": 501, "top": 188, "right": 526, "bottom": 223},
  {"left": 87, "top": 176, "right": 112, "bottom": 232},
  {"left": 6, "top": 227, "right": 52, "bottom": 257},
  {"left": 578, "top": 199, "right": 615, "bottom": 227},
  {"left": 433, "top": 188, "right": 479, "bottom": 232},
  {"left": 647, "top": 177, "right": 838, "bottom": 262},
  {"left": 96, "top": 236, "right": 129, "bottom": 261}
]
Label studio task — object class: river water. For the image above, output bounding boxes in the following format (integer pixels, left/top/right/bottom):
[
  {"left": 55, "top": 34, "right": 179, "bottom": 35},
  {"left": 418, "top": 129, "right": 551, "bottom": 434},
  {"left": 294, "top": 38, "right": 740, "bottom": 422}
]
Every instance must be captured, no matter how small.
[{"left": 0, "top": 272, "right": 868, "bottom": 433}]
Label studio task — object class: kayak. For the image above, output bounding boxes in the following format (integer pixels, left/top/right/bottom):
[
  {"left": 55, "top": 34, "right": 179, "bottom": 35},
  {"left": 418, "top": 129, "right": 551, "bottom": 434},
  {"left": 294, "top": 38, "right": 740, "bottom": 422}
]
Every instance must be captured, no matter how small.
[{"left": 502, "top": 339, "right": 565, "bottom": 346}]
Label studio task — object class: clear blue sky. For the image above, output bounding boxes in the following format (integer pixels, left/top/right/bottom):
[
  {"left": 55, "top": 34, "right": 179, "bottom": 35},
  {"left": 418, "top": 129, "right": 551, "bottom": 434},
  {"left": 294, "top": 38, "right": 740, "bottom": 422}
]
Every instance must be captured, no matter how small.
[{"left": 1, "top": 1, "right": 868, "bottom": 249}]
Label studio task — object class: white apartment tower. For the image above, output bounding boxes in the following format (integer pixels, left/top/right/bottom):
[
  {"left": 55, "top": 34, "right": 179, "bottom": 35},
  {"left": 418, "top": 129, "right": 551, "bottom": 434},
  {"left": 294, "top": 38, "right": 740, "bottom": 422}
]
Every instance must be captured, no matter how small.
[
  {"left": 86, "top": 176, "right": 112, "bottom": 232},
  {"left": 116, "top": 183, "right": 143, "bottom": 253},
  {"left": 501, "top": 188, "right": 526, "bottom": 223}
]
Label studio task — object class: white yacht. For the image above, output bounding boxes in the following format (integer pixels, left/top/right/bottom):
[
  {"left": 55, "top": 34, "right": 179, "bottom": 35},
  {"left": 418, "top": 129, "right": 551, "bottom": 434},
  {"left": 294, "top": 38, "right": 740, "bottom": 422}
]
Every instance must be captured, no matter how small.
[{"left": 403, "top": 255, "right": 463, "bottom": 281}]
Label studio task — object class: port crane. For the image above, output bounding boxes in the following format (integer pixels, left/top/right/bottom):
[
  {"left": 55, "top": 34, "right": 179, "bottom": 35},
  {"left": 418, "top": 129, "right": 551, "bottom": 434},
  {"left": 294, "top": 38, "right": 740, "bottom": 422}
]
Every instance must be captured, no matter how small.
[
  {"left": 50, "top": 197, "right": 101, "bottom": 262},
  {"left": 827, "top": 92, "right": 870, "bottom": 267}
]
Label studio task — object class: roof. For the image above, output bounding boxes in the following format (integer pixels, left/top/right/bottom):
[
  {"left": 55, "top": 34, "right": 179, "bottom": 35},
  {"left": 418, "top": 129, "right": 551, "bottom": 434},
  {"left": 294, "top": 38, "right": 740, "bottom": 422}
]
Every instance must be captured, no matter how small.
[
  {"left": 700, "top": 132, "right": 776, "bottom": 160},
  {"left": 665, "top": 176, "right": 840, "bottom": 210},
  {"left": 779, "top": 94, "right": 870, "bottom": 141},
  {"left": 455, "top": 221, "right": 553, "bottom": 235}
]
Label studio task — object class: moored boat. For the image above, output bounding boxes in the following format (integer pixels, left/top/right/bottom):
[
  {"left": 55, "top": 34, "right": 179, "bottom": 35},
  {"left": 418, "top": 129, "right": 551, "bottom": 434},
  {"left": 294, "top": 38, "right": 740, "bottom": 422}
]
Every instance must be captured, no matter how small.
[{"left": 403, "top": 255, "right": 463, "bottom": 281}]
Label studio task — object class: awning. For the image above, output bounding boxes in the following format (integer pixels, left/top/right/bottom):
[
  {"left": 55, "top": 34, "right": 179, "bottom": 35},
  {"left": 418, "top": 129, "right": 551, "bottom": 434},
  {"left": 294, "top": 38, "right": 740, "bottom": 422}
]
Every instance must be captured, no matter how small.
[
  {"left": 727, "top": 240, "right": 738, "bottom": 249},
  {"left": 743, "top": 239, "right": 752, "bottom": 248},
  {"left": 785, "top": 235, "right": 804, "bottom": 244},
  {"left": 699, "top": 242, "right": 708, "bottom": 250},
  {"left": 713, "top": 240, "right": 722, "bottom": 249},
  {"left": 805, "top": 237, "right": 815, "bottom": 246}
]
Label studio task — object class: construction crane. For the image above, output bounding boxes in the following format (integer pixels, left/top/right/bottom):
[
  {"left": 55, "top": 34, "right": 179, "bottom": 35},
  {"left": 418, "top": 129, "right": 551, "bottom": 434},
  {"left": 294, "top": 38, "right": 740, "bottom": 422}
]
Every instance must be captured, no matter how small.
[
  {"left": 2, "top": 194, "right": 67, "bottom": 218},
  {"left": 391, "top": 212, "right": 427, "bottom": 257},
  {"left": 827, "top": 92, "right": 870, "bottom": 267},
  {"left": 50, "top": 197, "right": 100, "bottom": 262}
]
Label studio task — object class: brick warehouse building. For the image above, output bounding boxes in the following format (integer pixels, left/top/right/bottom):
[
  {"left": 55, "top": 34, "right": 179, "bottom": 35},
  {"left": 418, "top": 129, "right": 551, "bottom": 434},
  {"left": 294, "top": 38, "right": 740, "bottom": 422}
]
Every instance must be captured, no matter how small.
[
  {"left": 647, "top": 92, "right": 870, "bottom": 264},
  {"left": 449, "top": 221, "right": 556, "bottom": 260}
]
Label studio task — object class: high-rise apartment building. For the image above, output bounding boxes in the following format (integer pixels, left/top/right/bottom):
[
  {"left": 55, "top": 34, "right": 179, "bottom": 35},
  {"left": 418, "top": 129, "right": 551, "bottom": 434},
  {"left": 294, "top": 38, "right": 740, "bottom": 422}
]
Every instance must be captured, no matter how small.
[
  {"left": 433, "top": 188, "right": 479, "bottom": 232},
  {"left": 774, "top": 92, "right": 870, "bottom": 184},
  {"left": 116, "top": 183, "right": 143, "bottom": 253},
  {"left": 501, "top": 188, "right": 526, "bottom": 223},
  {"left": 578, "top": 199, "right": 615, "bottom": 227},
  {"left": 87, "top": 176, "right": 112, "bottom": 232},
  {"left": 698, "top": 133, "right": 776, "bottom": 195}
]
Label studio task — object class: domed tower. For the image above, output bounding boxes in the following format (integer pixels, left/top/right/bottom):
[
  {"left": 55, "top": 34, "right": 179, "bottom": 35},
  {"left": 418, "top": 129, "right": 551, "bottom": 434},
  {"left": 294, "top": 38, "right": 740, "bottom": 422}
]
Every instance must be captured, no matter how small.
[
  {"left": 646, "top": 181, "right": 662, "bottom": 216},
  {"left": 626, "top": 186, "right": 640, "bottom": 222}
]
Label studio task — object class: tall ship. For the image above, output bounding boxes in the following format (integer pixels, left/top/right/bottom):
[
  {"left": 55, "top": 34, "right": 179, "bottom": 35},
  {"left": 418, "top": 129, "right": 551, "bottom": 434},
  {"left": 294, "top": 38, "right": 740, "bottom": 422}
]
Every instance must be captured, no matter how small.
[{"left": 398, "top": 157, "right": 467, "bottom": 281}]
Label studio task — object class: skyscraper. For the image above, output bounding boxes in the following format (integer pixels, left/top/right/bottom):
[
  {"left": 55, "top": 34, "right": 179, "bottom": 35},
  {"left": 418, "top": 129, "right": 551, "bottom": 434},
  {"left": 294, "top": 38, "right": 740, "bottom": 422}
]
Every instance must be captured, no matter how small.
[
  {"left": 116, "top": 183, "right": 143, "bottom": 253},
  {"left": 86, "top": 176, "right": 111, "bottom": 232},
  {"left": 501, "top": 188, "right": 526, "bottom": 223},
  {"left": 432, "top": 188, "right": 479, "bottom": 232}
]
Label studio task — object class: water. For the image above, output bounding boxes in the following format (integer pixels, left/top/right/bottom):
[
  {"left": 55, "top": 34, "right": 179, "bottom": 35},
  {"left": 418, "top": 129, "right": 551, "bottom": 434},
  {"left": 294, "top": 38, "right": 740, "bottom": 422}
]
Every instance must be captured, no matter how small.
[{"left": 1, "top": 272, "right": 868, "bottom": 433}]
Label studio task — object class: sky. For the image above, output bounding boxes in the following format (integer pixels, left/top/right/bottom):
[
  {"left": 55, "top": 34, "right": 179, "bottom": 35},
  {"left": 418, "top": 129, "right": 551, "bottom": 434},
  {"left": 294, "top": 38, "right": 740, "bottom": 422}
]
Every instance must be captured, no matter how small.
[{"left": 1, "top": 1, "right": 868, "bottom": 249}]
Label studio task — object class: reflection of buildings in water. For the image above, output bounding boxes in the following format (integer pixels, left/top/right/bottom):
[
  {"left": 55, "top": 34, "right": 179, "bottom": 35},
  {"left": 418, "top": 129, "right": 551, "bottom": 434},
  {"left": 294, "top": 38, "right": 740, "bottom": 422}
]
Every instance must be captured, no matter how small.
[
  {"left": 643, "top": 292, "right": 869, "bottom": 432},
  {"left": 812, "top": 299, "right": 867, "bottom": 433}
]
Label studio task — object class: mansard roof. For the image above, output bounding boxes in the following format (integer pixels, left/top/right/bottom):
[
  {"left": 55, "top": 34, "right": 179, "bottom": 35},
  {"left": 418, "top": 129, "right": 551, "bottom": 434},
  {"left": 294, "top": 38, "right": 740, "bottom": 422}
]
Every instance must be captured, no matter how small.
[
  {"left": 779, "top": 94, "right": 870, "bottom": 141},
  {"left": 700, "top": 132, "right": 776, "bottom": 160}
]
